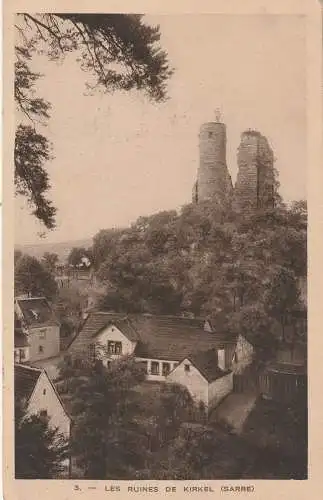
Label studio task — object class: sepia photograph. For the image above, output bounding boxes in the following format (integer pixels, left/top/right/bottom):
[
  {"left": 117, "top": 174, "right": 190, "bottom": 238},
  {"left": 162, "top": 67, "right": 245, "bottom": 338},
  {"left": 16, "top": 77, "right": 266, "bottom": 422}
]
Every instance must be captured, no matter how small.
[{"left": 10, "top": 7, "right": 309, "bottom": 484}]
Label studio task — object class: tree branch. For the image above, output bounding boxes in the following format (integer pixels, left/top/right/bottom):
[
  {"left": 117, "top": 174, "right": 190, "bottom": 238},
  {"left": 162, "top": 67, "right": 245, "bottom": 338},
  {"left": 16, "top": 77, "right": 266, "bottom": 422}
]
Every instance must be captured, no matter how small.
[{"left": 24, "top": 13, "right": 65, "bottom": 53}]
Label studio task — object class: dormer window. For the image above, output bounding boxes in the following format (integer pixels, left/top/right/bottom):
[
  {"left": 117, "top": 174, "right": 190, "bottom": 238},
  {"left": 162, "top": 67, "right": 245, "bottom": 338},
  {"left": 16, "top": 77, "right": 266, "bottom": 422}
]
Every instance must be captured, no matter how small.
[{"left": 30, "top": 309, "right": 40, "bottom": 321}]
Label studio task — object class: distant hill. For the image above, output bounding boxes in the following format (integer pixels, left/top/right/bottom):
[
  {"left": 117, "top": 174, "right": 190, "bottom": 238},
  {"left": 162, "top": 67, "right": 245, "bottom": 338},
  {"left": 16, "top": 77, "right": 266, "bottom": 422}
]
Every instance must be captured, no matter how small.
[{"left": 15, "top": 237, "right": 93, "bottom": 263}]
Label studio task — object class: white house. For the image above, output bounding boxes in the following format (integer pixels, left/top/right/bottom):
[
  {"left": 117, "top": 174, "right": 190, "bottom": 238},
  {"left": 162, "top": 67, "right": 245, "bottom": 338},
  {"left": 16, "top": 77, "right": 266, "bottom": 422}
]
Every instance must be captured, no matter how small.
[
  {"left": 15, "top": 364, "right": 71, "bottom": 474},
  {"left": 167, "top": 350, "right": 233, "bottom": 410},
  {"left": 68, "top": 312, "right": 237, "bottom": 406},
  {"left": 15, "top": 364, "right": 71, "bottom": 437},
  {"left": 15, "top": 297, "right": 61, "bottom": 362}
]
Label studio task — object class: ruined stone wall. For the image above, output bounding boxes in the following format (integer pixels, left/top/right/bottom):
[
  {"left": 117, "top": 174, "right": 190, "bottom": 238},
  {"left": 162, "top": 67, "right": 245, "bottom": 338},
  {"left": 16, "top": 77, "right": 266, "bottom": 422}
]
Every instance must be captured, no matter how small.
[
  {"left": 233, "top": 130, "right": 274, "bottom": 211},
  {"left": 195, "top": 122, "right": 233, "bottom": 206},
  {"left": 192, "top": 123, "right": 274, "bottom": 213}
]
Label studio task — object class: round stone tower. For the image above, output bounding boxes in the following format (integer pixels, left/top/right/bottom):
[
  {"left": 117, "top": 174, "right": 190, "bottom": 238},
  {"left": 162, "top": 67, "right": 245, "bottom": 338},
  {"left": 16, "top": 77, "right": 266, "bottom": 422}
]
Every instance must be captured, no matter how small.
[{"left": 195, "top": 121, "right": 233, "bottom": 206}]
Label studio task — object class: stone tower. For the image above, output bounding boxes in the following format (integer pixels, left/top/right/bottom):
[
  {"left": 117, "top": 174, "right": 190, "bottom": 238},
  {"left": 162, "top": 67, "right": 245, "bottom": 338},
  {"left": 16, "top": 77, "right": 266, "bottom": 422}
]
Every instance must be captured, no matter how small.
[
  {"left": 193, "top": 118, "right": 233, "bottom": 207},
  {"left": 233, "top": 130, "right": 275, "bottom": 211}
]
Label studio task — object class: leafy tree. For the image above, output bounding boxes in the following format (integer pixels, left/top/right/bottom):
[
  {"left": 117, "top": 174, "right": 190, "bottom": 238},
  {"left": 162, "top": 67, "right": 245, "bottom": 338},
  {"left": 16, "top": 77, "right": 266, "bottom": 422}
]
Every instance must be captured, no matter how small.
[
  {"left": 14, "top": 249, "right": 23, "bottom": 265},
  {"left": 91, "top": 193, "right": 306, "bottom": 352},
  {"left": 15, "top": 400, "right": 69, "bottom": 479},
  {"left": 15, "top": 14, "right": 172, "bottom": 229},
  {"left": 15, "top": 253, "right": 57, "bottom": 299},
  {"left": 41, "top": 251, "right": 59, "bottom": 273},
  {"left": 139, "top": 424, "right": 252, "bottom": 480},
  {"left": 53, "top": 286, "right": 85, "bottom": 338},
  {"left": 63, "top": 355, "right": 148, "bottom": 478},
  {"left": 92, "top": 228, "right": 123, "bottom": 269},
  {"left": 67, "top": 247, "right": 92, "bottom": 268}
]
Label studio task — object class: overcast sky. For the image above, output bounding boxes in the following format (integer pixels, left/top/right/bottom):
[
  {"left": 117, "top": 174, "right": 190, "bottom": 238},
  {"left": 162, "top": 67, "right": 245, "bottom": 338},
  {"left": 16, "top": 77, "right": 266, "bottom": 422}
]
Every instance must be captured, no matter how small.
[{"left": 15, "top": 14, "right": 306, "bottom": 245}]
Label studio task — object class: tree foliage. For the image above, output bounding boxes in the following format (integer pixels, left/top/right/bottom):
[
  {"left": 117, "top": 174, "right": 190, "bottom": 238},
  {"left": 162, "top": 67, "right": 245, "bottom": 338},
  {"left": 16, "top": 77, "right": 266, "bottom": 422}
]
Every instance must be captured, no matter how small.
[
  {"left": 61, "top": 355, "right": 148, "bottom": 478},
  {"left": 53, "top": 285, "right": 85, "bottom": 338},
  {"left": 15, "top": 253, "right": 58, "bottom": 299},
  {"left": 15, "top": 400, "right": 69, "bottom": 479},
  {"left": 92, "top": 201, "right": 307, "bottom": 351},
  {"left": 67, "top": 246, "right": 92, "bottom": 268},
  {"left": 15, "top": 14, "right": 173, "bottom": 229},
  {"left": 58, "top": 354, "right": 204, "bottom": 479},
  {"left": 41, "top": 251, "right": 59, "bottom": 273}
]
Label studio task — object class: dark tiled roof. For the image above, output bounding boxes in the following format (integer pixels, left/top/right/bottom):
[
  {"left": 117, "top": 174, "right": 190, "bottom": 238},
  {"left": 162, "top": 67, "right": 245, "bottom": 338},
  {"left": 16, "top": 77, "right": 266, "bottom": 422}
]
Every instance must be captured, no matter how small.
[
  {"left": 68, "top": 312, "right": 136, "bottom": 357},
  {"left": 15, "top": 364, "right": 41, "bottom": 401},
  {"left": 132, "top": 315, "right": 235, "bottom": 361},
  {"left": 69, "top": 312, "right": 236, "bottom": 362},
  {"left": 187, "top": 350, "right": 231, "bottom": 382},
  {"left": 16, "top": 297, "right": 59, "bottom": 328}
]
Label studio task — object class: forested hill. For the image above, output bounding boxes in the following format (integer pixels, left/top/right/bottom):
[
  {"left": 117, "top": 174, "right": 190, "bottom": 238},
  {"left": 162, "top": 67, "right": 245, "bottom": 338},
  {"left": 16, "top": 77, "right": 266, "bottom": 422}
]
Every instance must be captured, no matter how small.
[{"left": 91, "top": 200, "right": 307, "bottom": 354}]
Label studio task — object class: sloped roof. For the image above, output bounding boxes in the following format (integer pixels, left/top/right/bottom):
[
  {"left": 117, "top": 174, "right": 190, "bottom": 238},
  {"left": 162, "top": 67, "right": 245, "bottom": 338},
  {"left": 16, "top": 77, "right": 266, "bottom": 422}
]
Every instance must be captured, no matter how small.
[
  {"left": 68, "top": 312, "right": 137, "bottom": 357},
  {"left": 15, "top": 364, "right": 41, "bottom": 401},
  {"left": 15, "top": 364, "right": 71, "bottom": 420},
  {"left": 132, "top": 315, "right": 235, "bottom": 361},
  {"left": 186, "top": 350, "right": 231, "bottom": 382},
  {"left": 69, "top": 311, "right": 236, "bottom": 362},
  {"left": 16, "top": 297, "right": 59, "bottom": 328}
]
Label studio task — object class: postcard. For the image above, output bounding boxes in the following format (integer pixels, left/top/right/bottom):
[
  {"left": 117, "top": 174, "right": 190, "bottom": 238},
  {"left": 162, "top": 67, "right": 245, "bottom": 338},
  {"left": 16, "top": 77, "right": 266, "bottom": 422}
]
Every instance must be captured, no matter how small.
[{"left": 2, "top": 1, "right": 322, "bottom": 499}]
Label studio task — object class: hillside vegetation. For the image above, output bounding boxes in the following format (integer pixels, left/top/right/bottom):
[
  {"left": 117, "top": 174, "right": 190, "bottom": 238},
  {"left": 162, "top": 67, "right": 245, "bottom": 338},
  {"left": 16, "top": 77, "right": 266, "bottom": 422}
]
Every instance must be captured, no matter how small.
[{"left": 91, "top": 200, "right": 306, "bottom": 354}]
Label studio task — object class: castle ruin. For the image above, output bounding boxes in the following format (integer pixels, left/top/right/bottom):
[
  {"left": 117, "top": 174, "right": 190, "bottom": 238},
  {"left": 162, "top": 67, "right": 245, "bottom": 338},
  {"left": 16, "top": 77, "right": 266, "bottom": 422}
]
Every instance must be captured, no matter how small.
[
  {"left": 192, "top": 118, "right": 275, "bottom": 211},
  {"left": 192, "top": 121, "right": 233, "bottom": 208}
]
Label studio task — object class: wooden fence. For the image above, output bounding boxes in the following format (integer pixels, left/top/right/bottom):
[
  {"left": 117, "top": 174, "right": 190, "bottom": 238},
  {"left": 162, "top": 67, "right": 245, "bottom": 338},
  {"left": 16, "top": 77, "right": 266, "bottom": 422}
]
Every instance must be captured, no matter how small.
[{"left": 233, "top": 368, "right": 307, "bottom": 402}]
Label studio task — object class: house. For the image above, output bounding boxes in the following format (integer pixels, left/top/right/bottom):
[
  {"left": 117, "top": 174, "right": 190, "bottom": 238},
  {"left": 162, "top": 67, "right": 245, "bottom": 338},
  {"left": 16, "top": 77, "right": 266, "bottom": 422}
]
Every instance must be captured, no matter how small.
[
  {"left": 15, "top": 296, "right": 61, "bottom": 362},
  {"left": 15, "top": 364, "right": 71, "bottom": 437},
  {"left": 14, "top": 313, "right": 30, "bottom": 364},
  {"left": 15, "top": 364, "right": 71, "bottom": 473},
  {"left": 167, "top": 349, "right": 233, "bottom": 410},
  {"left": 68, "top": 312, "right": 237, "bottom": 407}
]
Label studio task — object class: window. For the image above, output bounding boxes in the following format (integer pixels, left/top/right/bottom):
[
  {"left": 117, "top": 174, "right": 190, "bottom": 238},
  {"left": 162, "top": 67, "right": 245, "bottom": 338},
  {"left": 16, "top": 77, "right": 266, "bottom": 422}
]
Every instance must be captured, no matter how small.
[
  {"left": 151, "top": 362, "right": 160, "bottom": 375},
  {"left": 43, "top": 389, "right": 46, "bottom": 395},
  {"left": 39, "top": 329, "right": 46, "bottom": 339},
  {"left": 39, "top": 345, "right": 44, "bottom": 354},
  {"left": 19, "top": 349, "right": 25, "bottom": 361},
  {"left": 162, "top": 362, "right": 170, "bottom": 376},
  {"left": 39, "top": 410, "right": 47, "bottom": 419},
  {"left": 184, "top": 364, "right": 190, "bottom": 372},
  {"left": 107, "top": 341, "right": 122, "bottom": 355}
]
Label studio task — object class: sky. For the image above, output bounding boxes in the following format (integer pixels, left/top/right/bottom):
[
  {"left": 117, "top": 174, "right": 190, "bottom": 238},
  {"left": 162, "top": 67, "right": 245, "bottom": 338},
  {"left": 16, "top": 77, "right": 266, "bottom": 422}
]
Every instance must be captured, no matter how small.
[{"left": 15, "top": 14, "right": 307, "bottom": 245}]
